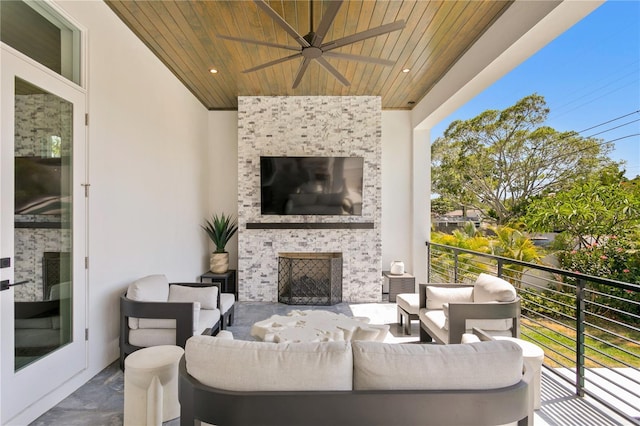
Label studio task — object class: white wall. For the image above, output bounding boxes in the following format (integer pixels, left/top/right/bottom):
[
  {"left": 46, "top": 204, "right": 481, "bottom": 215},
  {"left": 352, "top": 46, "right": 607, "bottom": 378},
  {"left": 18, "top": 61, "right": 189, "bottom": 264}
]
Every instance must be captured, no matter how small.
[
  {"left": 208, "top": 111, "right": 239, "bottom": 270},
  {"left": 381, "top": 111, "right": 413, "bottom": 275},
  {"left": 19, "top": 0, "right": 210, "bottom": 420}
]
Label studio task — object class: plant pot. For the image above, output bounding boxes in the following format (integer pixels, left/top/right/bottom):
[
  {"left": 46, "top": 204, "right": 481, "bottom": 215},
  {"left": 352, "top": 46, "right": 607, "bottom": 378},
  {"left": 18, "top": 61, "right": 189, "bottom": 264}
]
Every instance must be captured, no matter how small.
[{"left": 210, "top": 252, "right": 229, "bottom": 273}]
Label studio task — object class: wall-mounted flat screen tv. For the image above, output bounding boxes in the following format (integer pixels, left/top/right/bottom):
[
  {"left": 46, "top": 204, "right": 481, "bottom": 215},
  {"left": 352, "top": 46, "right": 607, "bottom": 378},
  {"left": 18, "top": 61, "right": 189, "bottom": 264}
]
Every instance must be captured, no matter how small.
[{"left": 260, "top": 156, "right": 363, "bottom": 215}]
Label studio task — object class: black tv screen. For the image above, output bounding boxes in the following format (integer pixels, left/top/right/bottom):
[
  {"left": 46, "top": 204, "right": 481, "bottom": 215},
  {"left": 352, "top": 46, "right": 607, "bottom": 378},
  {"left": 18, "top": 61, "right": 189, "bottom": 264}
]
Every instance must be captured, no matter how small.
[{"left": 260, "top": 156, "right": 363, "bottom": 215}]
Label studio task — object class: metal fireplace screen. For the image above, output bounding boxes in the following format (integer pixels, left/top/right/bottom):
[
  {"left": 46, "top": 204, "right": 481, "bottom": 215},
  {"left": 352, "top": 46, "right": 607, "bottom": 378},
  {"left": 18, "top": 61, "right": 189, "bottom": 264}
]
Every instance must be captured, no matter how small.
[{"left": 278, "top": 252, "right": 342, "bottom": 305}]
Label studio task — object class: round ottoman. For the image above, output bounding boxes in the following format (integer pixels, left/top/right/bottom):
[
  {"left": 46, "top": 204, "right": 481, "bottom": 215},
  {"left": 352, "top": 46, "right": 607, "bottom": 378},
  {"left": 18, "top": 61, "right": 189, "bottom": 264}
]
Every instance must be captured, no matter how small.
[
  {"left": 124, "top": 345, "right": 185, "bottom": 426},
  {"left": 494, "top": 336, "right": 545, "bottom": 410}
]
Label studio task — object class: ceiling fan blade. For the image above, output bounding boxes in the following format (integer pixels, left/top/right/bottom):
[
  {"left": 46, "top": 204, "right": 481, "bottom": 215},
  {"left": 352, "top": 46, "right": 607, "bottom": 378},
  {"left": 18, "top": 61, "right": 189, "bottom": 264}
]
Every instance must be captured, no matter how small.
[
  {"left": 217, "top": 34, "right": 301, "bottom": 52},
  {"left": 243, "top": 53, "right": 302, "bottom": 73},
  {"left": 323, "top": 52, "right": 396, "bottom": 66},
  {"left": 254, "top": 0, "right": 310, "bottom": 47},
  {"left": 321, "top": 20, "right": 406, "bottom": 52},
  {"left": 292, "top": 58, "right": 312, "bottom": 89},
  {"left": 316, "top": 57, "right": 350, "bottom": 87},
  {"left": 311, "top": 1, "right": 343, "bottom": 46}
]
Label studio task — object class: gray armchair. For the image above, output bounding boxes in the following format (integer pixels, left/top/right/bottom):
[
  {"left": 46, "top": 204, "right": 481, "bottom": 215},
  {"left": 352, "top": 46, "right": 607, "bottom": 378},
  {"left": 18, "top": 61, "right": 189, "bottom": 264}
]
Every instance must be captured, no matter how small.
[
  {"left": 418, "top": 273, "right": 520, "bottom": 344},
  {"left": 119, "top": 274, "right": 221, "bottom": 369}
]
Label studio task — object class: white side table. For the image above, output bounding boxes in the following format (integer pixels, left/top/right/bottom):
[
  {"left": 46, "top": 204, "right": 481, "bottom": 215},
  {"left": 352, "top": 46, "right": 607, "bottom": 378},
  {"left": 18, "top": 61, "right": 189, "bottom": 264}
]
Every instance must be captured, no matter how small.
[{"left": 124, "top": 345, "right": 185, "bottom": 426}]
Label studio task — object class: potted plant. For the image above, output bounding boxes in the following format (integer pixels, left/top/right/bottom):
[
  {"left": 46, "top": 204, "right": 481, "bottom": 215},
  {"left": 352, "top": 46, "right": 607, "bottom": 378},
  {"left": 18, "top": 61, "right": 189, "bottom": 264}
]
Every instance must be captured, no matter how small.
[{"left": 202, "top": 213, "right": 238, "bottom": 273}]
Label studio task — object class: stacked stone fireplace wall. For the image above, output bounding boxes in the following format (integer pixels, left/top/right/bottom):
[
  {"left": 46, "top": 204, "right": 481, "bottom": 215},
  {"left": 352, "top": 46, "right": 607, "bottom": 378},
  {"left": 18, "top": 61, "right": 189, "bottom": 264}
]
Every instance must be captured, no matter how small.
[{"left": 237, "top": 96, "right": 382, "bottom": 303}]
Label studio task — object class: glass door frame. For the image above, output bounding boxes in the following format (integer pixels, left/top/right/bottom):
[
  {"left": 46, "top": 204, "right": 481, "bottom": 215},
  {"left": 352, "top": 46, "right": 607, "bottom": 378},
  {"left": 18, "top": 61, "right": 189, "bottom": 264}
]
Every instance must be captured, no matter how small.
[{"left": 0, "top": 44, "right": 88, "bottom": 425}]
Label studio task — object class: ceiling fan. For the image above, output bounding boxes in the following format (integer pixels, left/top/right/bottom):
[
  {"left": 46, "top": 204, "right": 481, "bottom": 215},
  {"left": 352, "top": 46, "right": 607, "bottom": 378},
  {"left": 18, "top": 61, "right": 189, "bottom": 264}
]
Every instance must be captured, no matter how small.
[{"left": 218, "top": 0, "right": 406, "bottom": 89}]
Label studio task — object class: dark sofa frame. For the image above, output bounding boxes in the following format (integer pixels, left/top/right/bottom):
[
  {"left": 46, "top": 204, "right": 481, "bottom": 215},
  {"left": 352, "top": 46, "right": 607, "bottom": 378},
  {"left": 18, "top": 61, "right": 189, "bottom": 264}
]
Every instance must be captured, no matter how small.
[
  {"left": 119, "top": 282, "right": 221, "bottom": 369},
  {"left": 178, "top": 357, "right": 530, "bottom": 426}
]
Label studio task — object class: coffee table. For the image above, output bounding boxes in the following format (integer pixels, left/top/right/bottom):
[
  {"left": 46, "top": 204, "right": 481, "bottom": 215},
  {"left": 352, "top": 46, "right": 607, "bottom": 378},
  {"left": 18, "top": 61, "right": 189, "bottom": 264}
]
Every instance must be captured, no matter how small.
[{"left": 251, "top": 310, "right": 389, "bottom": 343}]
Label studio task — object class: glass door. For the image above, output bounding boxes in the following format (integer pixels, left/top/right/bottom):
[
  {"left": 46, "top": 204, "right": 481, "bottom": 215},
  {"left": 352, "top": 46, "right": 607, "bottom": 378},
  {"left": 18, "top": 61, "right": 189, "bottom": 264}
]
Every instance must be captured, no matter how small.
[{"left": 1, "top": 46, "right": 87, "bottom": 424}]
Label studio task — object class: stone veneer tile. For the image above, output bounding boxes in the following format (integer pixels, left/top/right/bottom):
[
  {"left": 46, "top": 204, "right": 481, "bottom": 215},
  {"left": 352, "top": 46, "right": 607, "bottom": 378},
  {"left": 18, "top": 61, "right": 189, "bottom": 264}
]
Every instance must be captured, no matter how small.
[{"left": 238, "top": 96, "right": 382, "bottom": 303}]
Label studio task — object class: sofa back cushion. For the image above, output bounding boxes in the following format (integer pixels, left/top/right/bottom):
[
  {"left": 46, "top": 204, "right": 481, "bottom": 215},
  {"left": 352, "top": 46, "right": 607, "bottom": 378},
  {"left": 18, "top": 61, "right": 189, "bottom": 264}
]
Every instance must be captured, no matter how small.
[
  {"left": 127, "top": 274, "right": 170, "bottom": 329},
  {"left": 169, "top": 284, "right": 218, "bottom": 310},
  {"left": 474, "top": 273, "right": 517, "bottom": 303},
  {"left": 185, "top": 335, "right": 353, "bottom": 391},
  {"left": 426, "top": 286, "right": 473, "bottom": 310},
  {"left": 352, "top": 340, "right": 522, "bottom": 390}
]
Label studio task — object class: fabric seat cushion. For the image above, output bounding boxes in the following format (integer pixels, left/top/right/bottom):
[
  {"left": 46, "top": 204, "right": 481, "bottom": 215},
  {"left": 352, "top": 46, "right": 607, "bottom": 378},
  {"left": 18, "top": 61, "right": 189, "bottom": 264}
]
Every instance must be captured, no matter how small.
[
  {"left": 353, "top": 340, "right": 523, "bottom": 390},
  {"left": 185, "top": 335, "right": 353, "bottom": 391},
  {"left": 130, "top": 307, "right": 219, "bottom": 347},
  {"left": 396, "top": 293, "right": 419, "bottom": 314},
  {"left": 420, "top": 309, "right": 449, "bottom": 343}
]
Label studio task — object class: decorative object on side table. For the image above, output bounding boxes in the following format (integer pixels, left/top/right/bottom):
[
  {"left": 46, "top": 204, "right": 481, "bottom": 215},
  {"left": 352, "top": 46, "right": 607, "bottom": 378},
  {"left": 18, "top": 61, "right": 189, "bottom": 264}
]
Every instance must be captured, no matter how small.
[{"left": 202, "top": 213, "right": 238, "bottom": 273}]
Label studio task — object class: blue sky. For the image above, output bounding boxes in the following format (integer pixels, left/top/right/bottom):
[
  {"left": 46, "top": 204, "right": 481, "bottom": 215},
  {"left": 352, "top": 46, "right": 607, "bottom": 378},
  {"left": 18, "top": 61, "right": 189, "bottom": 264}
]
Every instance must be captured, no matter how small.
[{"left": 431, "top": 1, "right": 640, "bottom": 179}]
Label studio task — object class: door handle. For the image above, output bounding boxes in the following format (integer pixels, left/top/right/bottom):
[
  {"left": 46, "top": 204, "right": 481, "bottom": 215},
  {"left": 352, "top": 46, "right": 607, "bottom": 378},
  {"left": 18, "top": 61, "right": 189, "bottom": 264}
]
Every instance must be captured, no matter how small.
[{"left": 0, "top": 280, "right": 29, "bottom": 291}]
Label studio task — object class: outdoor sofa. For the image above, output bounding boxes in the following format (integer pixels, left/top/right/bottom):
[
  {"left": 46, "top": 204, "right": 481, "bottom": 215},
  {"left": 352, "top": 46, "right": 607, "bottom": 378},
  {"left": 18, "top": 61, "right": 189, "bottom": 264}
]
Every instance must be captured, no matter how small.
[{"left": 178, "top": 332, "right": 532, "bottom": 426}]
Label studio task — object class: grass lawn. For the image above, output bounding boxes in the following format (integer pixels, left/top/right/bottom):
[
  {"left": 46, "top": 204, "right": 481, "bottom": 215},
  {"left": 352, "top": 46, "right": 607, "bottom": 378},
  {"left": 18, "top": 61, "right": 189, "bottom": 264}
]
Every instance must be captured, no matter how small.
[{"left": 521, "top": 317, "right": 640, "bottom": 368}]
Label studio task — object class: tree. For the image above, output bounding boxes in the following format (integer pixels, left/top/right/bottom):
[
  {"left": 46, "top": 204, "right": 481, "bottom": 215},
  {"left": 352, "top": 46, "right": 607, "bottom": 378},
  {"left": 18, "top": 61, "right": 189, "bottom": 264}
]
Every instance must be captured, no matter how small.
[
  {"left": 431, "top": 94, "right": 615, "bottom": 225},
  {"left": 525, "top": 176, "right": 640, "bottom": 249}
]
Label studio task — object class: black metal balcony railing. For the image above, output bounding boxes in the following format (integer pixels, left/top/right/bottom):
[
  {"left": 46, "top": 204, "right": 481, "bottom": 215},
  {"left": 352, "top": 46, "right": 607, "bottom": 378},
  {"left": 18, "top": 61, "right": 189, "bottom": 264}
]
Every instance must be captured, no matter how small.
[{"left": 426, "top": 241, "right": 640, "bottom": 425}]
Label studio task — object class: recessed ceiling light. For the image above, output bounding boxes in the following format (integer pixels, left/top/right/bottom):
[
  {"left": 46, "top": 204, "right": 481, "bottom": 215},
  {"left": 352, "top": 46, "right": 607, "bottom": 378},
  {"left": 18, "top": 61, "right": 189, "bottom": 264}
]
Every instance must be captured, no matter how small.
[
  {"left": 209, "top": 68, "right": 218, "bottom": 74},
  {"left": 402, "top": 68, "right": 410, "bottom": 73}
]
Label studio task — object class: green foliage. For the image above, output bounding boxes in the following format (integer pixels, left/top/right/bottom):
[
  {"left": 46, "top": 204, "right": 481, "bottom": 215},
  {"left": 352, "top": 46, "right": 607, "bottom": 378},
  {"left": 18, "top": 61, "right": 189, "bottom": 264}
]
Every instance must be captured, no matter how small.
[
  {"left": 488, "top": 226, "right": 543, "bottom": 287},
  {"left": 430, "top": 196, "right": 458, "bottom": 216},
  {"left": 525, "top": 178, "right": 640, "bottom": 249},
  {"left": 202, "top": 213, "right": 238, "bottom": 253},
  {"left": 430, "top": 223, "right": 544, "bottom": 284},
  {"left": 431, "top": 93, "right": 614, "bottom": 225}
]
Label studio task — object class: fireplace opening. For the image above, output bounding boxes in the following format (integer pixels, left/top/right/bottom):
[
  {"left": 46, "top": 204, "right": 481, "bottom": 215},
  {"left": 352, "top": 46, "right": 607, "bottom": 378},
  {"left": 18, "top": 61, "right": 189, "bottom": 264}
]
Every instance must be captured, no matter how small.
[{"left": 278, "top": 252, "right": 342, "bottom": 305}]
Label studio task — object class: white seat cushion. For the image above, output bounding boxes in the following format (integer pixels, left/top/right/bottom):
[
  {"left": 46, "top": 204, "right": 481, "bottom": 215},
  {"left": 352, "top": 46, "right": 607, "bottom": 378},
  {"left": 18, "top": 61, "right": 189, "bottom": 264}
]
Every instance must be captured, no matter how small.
[
  {"left": 129, "top": 307, "right": 219, "bottom": 347},
  {"left": 396, "top": 293, "right": 419, "bottom": 314},
  {"left": 352, "top": 340, "right": 523, "bottom": 390},
  {"left": 185, "top": 335, "right": 353, "bottom": 391},
  {"left": 420, "top": 309, "right": 449, "bottom": 343}
]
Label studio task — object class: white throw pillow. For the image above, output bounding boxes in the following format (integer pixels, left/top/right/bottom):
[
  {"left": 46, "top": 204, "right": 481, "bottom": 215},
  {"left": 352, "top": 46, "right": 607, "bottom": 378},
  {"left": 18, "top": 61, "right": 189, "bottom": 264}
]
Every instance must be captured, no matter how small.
[
  {"left": 127, "top": 274, "right": 170, "bottom": 329},
  {"left": 474, "top": 273, "right": 517, "bottom": 303},
  {"left": 169, "top": 285, "right": 218, "bottom": 310},
  {"left": 426, "top": 286, "right": 473, "bottom": 310},
  {"left": 185, "top": 335, "right": 353, "bottom": 391},
  {"left": 352, "top": 340, "right": 523, "bottom": 390}
]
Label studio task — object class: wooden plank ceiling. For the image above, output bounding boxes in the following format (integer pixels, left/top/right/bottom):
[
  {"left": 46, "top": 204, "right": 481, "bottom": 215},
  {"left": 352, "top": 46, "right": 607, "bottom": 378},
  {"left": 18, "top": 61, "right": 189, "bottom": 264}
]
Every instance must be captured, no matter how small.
[{"left": 105, "top": 1, "right": 512, "bottom": 110}]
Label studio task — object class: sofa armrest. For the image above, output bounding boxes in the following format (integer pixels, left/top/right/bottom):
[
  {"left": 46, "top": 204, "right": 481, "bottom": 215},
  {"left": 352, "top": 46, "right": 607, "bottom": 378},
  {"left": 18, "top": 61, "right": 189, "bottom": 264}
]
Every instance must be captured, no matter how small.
[
  {"left": 120, "top": 293, "right": 194, "bottom": 348},
  {"left": 447, "top": 298, "right": 521, "bottom": 344}
]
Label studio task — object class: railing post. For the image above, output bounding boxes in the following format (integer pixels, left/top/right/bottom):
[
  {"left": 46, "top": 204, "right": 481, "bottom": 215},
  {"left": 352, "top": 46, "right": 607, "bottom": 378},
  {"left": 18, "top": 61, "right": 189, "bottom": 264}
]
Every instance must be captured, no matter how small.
[
  {"left": 576, "top": 278, "right": 586, "bottom": 397},
  {"left": 427, "top": 242, "right": 431, "bottom": 283},
  {"left": 453, "top": 247, "right": 459, "bottom": 283},
  {"left": 497, "top": 258, "right": 503, "bottom": 278}
]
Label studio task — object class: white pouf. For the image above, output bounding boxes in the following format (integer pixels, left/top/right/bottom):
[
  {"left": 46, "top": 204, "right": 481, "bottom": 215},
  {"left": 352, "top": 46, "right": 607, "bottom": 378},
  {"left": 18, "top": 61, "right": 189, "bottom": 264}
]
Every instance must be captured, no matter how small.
[
  {"left": 124, "top": 345, "right": 185, "bottom": 426},
  {"left": 494, "top": 336, "right": 545, "bottom": 410}
]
